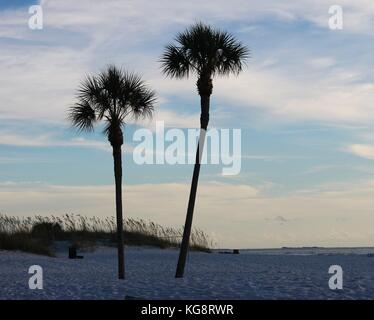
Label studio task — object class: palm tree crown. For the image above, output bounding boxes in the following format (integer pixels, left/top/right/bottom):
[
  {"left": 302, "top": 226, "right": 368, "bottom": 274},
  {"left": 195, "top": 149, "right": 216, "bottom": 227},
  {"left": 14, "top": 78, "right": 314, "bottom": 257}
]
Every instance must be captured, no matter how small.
[
  {"left": 161, "top": 22, "right": 249, "bottom": 81},
  {"left": 69, "top": 65, "right": 156, "bottom": 146}
]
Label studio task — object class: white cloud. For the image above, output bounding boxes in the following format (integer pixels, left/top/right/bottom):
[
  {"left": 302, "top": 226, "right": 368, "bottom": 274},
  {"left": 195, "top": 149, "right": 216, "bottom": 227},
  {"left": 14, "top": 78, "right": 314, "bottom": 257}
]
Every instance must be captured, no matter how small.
[
  {"left": 0, "top": 130, "right": 110, "bottom": 151},
  {"left": 308, "top": 57, "right": 336, "bottom": 69},
  {"left": 146, "top": 109, "right": 199, "bottom": 129},
  {"left": 214, "top": 66, "right": 374, "bottom": 124},
  {"left": 346, "top": 144, "right": 374, "bottom": 160}
]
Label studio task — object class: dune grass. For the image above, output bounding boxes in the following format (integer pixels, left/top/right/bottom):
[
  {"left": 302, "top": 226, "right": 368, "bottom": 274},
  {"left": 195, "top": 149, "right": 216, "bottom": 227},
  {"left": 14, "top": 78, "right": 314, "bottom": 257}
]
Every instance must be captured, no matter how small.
[
  {"left": 0, "top": 232, "right": 55, "bottom": 256},
  {"left": 0, "top": 214, "right": 213, "bottom": 256}
]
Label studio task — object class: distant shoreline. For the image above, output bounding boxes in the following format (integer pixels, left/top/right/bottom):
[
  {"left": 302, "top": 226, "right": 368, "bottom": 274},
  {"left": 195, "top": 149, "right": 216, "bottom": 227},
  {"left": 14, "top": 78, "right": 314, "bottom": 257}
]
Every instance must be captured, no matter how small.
[{"left": 217, "top": 246, "right": 374, "bottom": 251}]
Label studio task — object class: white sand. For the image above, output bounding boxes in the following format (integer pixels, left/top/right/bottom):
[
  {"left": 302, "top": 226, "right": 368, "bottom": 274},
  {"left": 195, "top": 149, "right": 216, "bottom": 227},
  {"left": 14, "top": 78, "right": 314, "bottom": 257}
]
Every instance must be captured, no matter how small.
[{"left": 1, "top": 246, "right": 374, "bottom": 299}]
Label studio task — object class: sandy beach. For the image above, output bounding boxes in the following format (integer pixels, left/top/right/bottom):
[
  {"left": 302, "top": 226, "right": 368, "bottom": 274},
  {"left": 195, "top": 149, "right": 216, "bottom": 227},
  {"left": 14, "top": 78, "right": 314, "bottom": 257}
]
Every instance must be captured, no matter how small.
[{"left": 1, "top": 246, "right": 374, "bottom": 300}]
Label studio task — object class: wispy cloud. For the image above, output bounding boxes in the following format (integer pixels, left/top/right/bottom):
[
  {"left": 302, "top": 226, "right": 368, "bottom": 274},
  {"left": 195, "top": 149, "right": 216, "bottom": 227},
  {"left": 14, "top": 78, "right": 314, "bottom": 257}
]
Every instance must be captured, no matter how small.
[
  {"left": 308, "top": 57, "right": 336, "bottom": 69},
  {"left": 0, "top": 130, "right": 110, "bottom": 150},
  {"left": 1, "top": 180, "right": 374, "bottom": 248}
]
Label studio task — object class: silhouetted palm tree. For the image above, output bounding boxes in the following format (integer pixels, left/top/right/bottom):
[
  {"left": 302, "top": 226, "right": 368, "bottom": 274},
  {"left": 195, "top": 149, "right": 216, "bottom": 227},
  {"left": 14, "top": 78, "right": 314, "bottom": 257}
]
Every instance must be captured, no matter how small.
[
  {"left": 161, "top": 23, "right": 249, "bottom": 278},
  {"left": 68, "top": 65, "right": 156, "bottom": 279}
]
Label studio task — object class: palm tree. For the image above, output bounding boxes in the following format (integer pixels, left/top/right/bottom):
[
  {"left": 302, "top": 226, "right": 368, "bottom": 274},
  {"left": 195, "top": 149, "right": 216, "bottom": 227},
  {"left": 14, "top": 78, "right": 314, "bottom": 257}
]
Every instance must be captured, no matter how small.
[
  {"left": 161, "top": 23, "right": 249, "bottom": 278},
  {"left": 68, "top": 65, "right": 156, "bottom": 279}
]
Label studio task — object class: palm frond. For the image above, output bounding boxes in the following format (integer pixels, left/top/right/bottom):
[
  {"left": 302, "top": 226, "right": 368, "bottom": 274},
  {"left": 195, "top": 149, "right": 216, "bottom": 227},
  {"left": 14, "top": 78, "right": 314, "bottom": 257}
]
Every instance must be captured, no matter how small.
[
  {"left": 68, "top": 100, "right": 96, "bottom": 132},
  {"left": 77, "top": 74, "right": 109, "bottom": 120},
  {"left": 122, "top": 73, "right": 156, "bottom": 120},
  {"left": 160, "top": 44, "right": 191, "bottom": 78},
  {"left": 129, "top": 87, "right": 156, "bottom": 120},
  {"left": 213, "top": 30, "right": 249, "bottom": 75}
]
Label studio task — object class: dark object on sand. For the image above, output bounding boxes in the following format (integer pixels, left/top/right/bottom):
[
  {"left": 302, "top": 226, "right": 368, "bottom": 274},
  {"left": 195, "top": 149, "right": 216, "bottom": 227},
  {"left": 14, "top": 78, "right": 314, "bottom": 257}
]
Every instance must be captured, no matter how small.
[
  {"left": 219, "top": 249, "right": 240, "bottom": 255},
  {"left": 68, "top": 246, "right": 83, "bottom": 259},
  {"left": 125, "top": 295, "right": 144, "bottom": 300}
]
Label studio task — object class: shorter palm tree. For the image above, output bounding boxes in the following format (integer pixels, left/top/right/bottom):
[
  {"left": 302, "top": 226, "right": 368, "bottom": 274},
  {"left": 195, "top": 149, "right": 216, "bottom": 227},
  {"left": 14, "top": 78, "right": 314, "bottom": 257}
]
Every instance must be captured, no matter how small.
[{"left": 68, "top": 65, "right": 156, "bottom": 279}]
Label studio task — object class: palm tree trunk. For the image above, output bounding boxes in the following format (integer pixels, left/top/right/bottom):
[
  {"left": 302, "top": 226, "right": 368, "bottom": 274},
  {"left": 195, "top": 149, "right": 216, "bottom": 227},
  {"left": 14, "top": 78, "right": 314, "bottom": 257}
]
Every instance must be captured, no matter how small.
[
  {"left": 175, "top": 94, "right": 210, "bottom": 278},
  {"left": 112, "top": 145, "right": 125, "bottom": 279}
]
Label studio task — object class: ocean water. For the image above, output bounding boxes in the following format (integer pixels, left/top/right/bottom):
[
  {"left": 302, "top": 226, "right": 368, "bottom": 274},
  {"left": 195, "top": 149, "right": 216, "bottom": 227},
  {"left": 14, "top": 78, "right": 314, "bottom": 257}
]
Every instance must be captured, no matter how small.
[{"left": 234, "top": 247, "right": 374, "bottom": 256}]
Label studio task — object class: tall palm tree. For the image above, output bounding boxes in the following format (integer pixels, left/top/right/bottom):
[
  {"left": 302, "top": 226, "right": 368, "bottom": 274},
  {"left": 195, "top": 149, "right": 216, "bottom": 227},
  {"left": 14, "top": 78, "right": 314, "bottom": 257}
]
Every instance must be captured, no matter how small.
[
  {"left": 161, "top": 23, "right": 249, "bottom": 278},
  {"left": 68, "top": 65, "right": 156, "bottom": 279}
]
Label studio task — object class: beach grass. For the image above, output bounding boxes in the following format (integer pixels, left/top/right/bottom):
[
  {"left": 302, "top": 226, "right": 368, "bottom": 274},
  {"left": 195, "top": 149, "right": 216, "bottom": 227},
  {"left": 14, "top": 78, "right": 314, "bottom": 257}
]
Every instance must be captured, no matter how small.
[{"left": 0, "top": 214, "right": 213, "bottom": 256}]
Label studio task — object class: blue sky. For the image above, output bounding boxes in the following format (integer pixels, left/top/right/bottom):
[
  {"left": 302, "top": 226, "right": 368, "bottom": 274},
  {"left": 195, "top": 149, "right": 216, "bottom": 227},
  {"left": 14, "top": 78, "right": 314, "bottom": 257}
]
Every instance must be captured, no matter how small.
[
  {"left": 0, "top": 0, "right": 35, "bottom": 9},
  {"left": 1, "top": 0, "right": 374, "bottom": 248}
]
